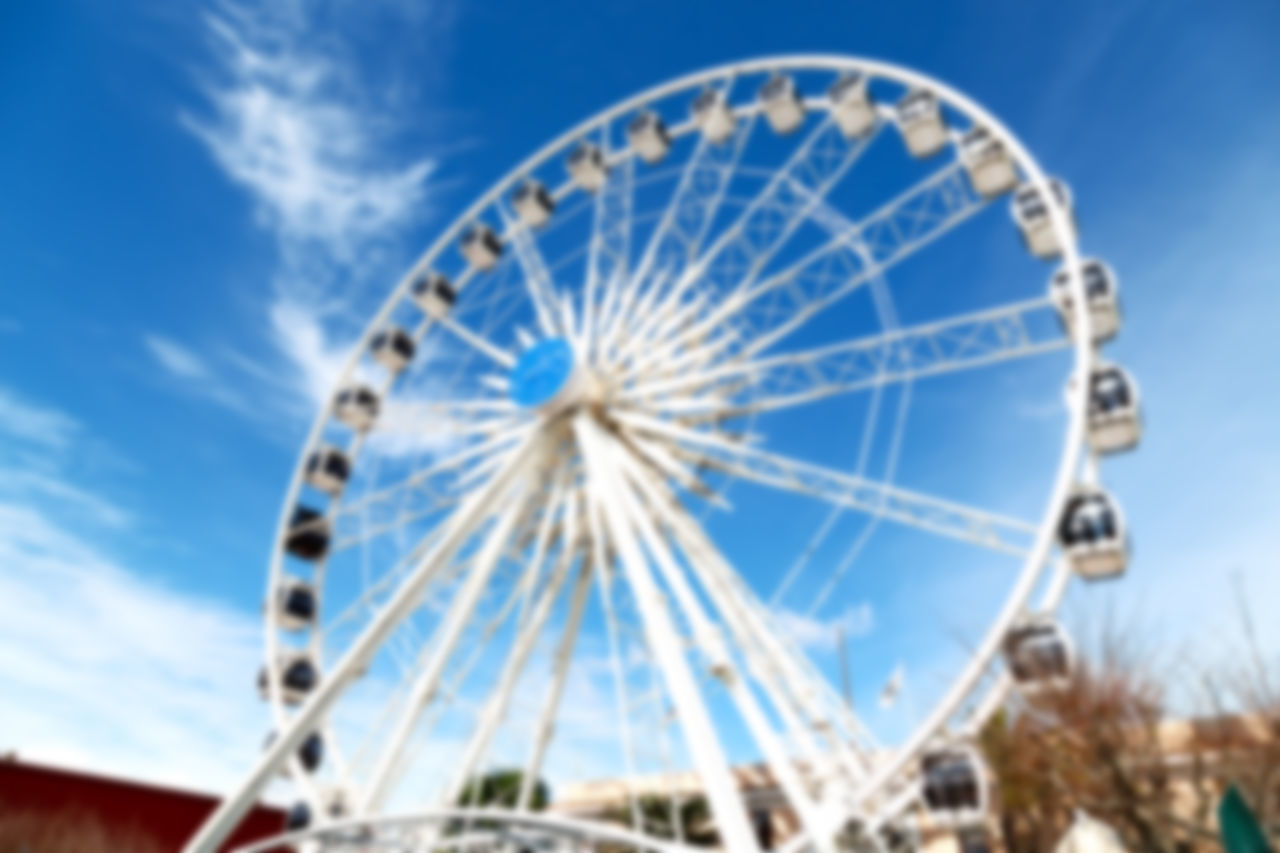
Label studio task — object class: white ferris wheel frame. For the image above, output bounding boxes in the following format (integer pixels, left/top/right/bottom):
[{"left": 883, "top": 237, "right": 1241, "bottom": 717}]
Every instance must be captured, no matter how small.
[{"left": 185, "top": 53, "right": 1098, "bottom": 853}]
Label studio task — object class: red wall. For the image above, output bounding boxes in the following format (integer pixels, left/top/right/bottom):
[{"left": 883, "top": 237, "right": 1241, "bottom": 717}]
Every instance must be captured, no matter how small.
[{"left": 0, "top": 759, "right": 286, "bottom": 851}]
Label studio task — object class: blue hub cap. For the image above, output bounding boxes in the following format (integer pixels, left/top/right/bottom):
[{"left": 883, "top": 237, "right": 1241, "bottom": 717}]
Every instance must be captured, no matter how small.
[{"left": 509, "top": 338, "right": 575, "bottom": 408}]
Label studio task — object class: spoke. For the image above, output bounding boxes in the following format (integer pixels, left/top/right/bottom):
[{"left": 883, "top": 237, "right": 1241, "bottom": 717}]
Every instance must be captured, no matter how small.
[
  {"left": 187, "top": 431, "right": 543, "bottom": 852},
  {"left": 361, "top": 464, "right": 537, "bottom": 812},
  {"left": 612, "top": 449, "right": 843, "bottom": 850},
  {"left": 640, "top": 644, "right": 687, "bottom": 846},
  {"left": 624, "top": 290, "right": 728, "bottom": 383},
  {"left": 437, "top": 314, "right": 517, "bottom": 369},
  {"left": 511, "top": 471, "right": 573, "bottom": 629},
  {"left": 581, "top": 484, "right": 643, "bottom": 832},
  {"left": 622, "top": 298, "right": 1067, "bottom": 417},
  {"left": 346, "top": 542, "right": 541, "bottom": 780},
  {"left": 765, "top": 254, "right": 911, "bottom": 611},
  {"left": 499, "top": 204, "right": 561, "bottom": 338},
  {"left": 622, "top": 416, "right": 1036, "bottom": 555},
  {"left": 574, "top": 414, "right": 761, "bottom": 853},
  {"left": 622, "top": 117, "right": 880, "bottom": 373},
  {"left": 334, "top": 422, "right": 535, "bottom": 540},
  {"left": 325, "top": 528, "right": 444, "bottom": 634},
  {"left": 584, "top": 137, "right": 634, "bottom": 359},
  {"left": 610, "top": 448, "right": 731, "bottom": 676},
  {"left": 625, "top": 440, "right": 880, "bottom": 785},
  {"left": 667, "top": 161, "right": 989, "bottom": 372},
  {"left": 803, "top": 383, "right": 912, "bottom": 618},
  {"left": 517, "top": 538, "right": 591, "bottom": 810},
  {"left": 439, "top": 492, "right": 580, "bottom": 809},
  {"left": 630, "top": 79, "right": 745, "bottom": 288},
  {"left": 717, "top": 440, "right": 1036, "bottom": 555},
  {"left": 684, "top": 515, "right": 883, "bottom": 761},
  {"left": 619, "top": 422, "right": 729, "bottom": 510},
  {"left": 602, "top": 99, "right": 758, "bottom": 362},
  {"left": 417, "top": 396, "right": 519, "bottom": 416}
]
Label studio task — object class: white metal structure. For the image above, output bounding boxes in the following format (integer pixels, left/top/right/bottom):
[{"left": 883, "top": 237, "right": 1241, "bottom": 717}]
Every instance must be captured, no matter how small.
[{"left": 186, "top": 56, "right": 1139, "bottom": 853}]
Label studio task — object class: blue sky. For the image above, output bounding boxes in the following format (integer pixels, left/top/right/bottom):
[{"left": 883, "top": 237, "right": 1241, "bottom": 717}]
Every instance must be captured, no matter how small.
[{"left": 1, "top": 0, "right": 1278, "bottom": 795}]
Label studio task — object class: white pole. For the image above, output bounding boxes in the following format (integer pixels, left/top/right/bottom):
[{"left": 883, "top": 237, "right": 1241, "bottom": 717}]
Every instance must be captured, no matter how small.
[
  {"left": 574, "top": 414, "right": 762, "bottom": 853},
  {"left": 517, "top": 556, "right": 592, "bottom": 810},
  {"left": 361, "top": 463, "right": 537, "bottom": 812}
]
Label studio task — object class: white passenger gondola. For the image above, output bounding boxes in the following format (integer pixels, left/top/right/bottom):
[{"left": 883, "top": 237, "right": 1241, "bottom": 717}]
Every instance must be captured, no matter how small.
[
  {"left": 460, "top": 222, "right": 502, "bottom": 271},
  {"left": 296, "top": 732, "right": 323, "bottom": 772},
  {"left": 284, "top": 505, "right": 330, "bottom": 562},
  {"left": 285, "top": 801, "right": 311, "bottom": 831},
  {"left": 512, "top": 179, "right": 555, "bottom": 228},
  {"left": 627, "top": 109, "right": 671, "bottom": 164},
  {"left": 411, "top": 271, "right": 457, "bottom": 320},
  {"left": 1012, "top": 178, "right": 1075, "bottom": 259},
  {"left": 896, "top": 89, "right": 947, "bottom": 158},
  {"left": 921, "top": 746, "right": 987, "bottom": 821},
  {"left": 959, "top": 126, "right": 1018, "bottom": 198},
  {"left": 828, "top": 72, "right": 875, "bottom": 139},
  {"left": 690, "top": 87, "right": 735, "bottom": 144},
  {"left": 1003, "top": 615, "right": 1073, "bottom": 691},
  {"left": 759, "top": 73, "right": 805, "bottom": 135},
  {"left": 333, "top": 384, "right": 379, "bottom": 431},
  {"left": 264, "top": 729, "right": 324, "bottom": 775},
  {"left": 1058, "top": 486, "right": 1128, "bottom": 580},
  {"left": 273, "top": 576, "right": 318, "bottom": 631},
  {"left": 567, "top": 141, "right": 608, "bottom": 192},
  {"left": 1050, "top": 259, "right": 1120, "bottom": 343},
  {"left": 258, "top": 650, "right": 319, "bottom": 706},
  {"left": 304, "top": 446, "right": 350, "bottom": 495},
  {"left": 1087, "top": 364, "right": 1141, "bottom": 454},
  {"left": 370, "top": 327, "right": 415, "bottom": 373},
  {"left": 282, "top": 787, "right": 346, "bottom": 833}
]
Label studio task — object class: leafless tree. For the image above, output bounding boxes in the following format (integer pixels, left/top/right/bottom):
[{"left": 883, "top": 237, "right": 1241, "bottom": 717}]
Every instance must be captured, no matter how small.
[{"left": 979, "top": 605, "right": 1279, "bottom": 853}]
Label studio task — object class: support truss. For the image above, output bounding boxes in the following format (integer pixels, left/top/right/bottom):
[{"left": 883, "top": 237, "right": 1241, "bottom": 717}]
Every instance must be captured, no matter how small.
[
  {"left": 625, "top": 298, "right": 1068, "bottom": 416},
  {"left": 615, "top": 416, "right": 1036, "bottom": 556},
  {"left": 623, "top": 118, "right": 877, "bottom": 372},
  {"left": 662, "top": 161, "right": 990, "bottom": 373}
]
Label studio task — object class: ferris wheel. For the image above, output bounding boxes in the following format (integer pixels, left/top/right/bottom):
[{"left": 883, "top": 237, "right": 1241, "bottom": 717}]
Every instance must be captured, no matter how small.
[{"left": 186, "top": 55, "right": 1141, "bottom": 853}]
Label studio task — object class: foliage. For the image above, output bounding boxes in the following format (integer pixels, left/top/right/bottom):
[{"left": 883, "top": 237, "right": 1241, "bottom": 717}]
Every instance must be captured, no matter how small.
[
  {"left": 455, "top": 767, "right": 550, "bottom": 812},
  {"left": 603, "top": 793, "right": 718, "bottom": 848},
  {"left": 444, "top": 768, "right": 551, "bottom": 842}
]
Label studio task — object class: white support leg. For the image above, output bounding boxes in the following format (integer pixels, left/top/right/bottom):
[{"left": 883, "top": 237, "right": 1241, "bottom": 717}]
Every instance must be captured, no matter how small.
[
  {"left": 574, "top": 414, "right": 761, "bottom": 853},
  {"left": 361, "top": 458, "right": 539, "bottom": 812},
  {"left": 517, "top": 555, "right": 592, "bottom": 811}
]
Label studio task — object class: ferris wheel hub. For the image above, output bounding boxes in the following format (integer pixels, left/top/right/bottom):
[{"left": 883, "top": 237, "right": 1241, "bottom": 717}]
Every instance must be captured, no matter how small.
[{"left": 509, "top": 337, "right": 593, "bottom": 414}]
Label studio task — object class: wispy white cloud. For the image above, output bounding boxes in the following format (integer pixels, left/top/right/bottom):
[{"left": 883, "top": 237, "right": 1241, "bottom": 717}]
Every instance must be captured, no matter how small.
[
  {"left": 181, "top": 5, "right": 435, "bottom": 257},
  {"left": 0, "top": 386, "right": 81, "bottom": 450},
  {"left": 0, "top": 468, "right": 133, "bottom": 530},
  {"left": 152, "top": 0, "right": 444, "bottom": 427},
  {"left": 0, "top": 384, "right": 269, "bottom": 792},
  {"left": 144, "top": 334, "right": 213, "bottom": 380},
  {"left": 776, "top": 602, "right": 876, "bottom": 653},
  {"left": 0, "top": 503, "right": 267, "bottom": 792}
]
